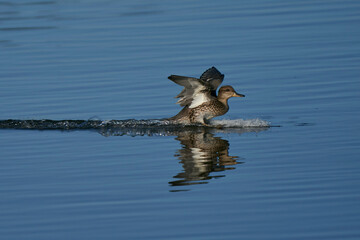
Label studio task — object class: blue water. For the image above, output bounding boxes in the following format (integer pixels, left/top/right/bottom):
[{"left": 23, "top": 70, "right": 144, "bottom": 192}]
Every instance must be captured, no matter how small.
[{"left": 1, "top": 0, "right": 360, "bottom": 239}]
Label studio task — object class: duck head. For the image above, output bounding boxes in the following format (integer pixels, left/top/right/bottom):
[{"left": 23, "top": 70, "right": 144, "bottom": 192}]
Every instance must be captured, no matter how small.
[{"left": 218, "top": 86, "right": 245, "bottom": 102}]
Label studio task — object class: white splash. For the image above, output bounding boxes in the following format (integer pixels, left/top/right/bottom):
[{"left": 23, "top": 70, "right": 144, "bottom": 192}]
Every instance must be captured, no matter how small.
[{"left": 210, "top": 118, "right": 270, "bottom": 128}]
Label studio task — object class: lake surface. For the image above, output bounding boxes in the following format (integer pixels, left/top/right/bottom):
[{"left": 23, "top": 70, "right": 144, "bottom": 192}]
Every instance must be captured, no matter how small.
[{"left": 1, "top": 0, "right": 360, "bottom": 239}]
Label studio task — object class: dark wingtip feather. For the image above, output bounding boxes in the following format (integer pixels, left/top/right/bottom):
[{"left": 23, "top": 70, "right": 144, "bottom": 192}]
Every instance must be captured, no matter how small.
[
  {"left": 199, "top": 66, "right": 224, "bottom": 90},
  {"left": 200, "top": 66, "right": 224, "bottom": 81}
]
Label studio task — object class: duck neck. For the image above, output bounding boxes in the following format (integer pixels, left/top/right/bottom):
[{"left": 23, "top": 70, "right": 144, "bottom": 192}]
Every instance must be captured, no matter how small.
[{"left": 217, "top": 96, "right": 229, "bottom": 107}]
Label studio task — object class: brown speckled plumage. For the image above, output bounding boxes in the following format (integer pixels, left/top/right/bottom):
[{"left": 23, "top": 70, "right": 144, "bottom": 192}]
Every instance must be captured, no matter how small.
[
  {"left": 169, "top": 99, "right": 228, "bottom": 125},
  {"left": 167, "top": 67, "right": 245, "bottom": 126}
]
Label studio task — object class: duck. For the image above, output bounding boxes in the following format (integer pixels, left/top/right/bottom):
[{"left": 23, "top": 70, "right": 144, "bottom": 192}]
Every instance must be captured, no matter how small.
[{"left": 167, "top": 67, "right": 245, "bottom": 126}]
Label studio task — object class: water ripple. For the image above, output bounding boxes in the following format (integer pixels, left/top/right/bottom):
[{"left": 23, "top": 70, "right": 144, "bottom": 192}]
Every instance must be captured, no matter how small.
[{"left": 0, "top": 118, "right": 270, "bottom": 130}]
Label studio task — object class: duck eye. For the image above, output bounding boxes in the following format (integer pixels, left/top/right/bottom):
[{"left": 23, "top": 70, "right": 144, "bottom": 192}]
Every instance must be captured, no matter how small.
[{"left": 225, "top": 89, "right": 230, "bottom": 92}]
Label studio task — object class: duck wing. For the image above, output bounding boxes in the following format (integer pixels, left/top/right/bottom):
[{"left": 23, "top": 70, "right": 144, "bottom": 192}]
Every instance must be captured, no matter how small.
[
  {"left": 199, "top": 66, "right": 224, "bottom": 91},
  {"left": 168, "top": 67, "right": 224, "bottom": 108},
  {"left": 168, "top": 75, "right": 211, "bottom": 107}
]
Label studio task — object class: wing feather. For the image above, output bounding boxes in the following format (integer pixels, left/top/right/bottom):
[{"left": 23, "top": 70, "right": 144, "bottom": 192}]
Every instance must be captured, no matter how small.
[
  {"left": 199, "top": 66, "right": 224, "bottom": 90},
  {"left": 168, "top": 67, "right": 224, "bottom": 108}
]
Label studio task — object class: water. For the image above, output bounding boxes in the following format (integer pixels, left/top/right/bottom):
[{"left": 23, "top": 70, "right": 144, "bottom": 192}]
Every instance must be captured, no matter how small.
[
  {"left": 0, "top": 118, "right": 271, "bottom": 129},
  {"left": 1, "top": 0, "right": 360, "bottom": 239}
]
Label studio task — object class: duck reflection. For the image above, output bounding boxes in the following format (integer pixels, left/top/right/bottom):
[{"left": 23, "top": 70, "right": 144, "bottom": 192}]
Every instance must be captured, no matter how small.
[
  {"left": 170, "top": 130, "right": 241, "bottom": 187},
  {"left": 99, "top": 126, "right": 267, "bottom": 190}
]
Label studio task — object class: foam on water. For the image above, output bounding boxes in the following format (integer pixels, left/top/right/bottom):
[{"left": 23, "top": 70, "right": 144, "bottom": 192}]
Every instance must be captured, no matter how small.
[
  {"left": 0, "top": 118, "right": 270, "bottom": 130},
  {"left": 0, "top": 119, "right": 270, "bottom": 137},
  {"left": 210, "top": 118, "right": 270, "bottom": 128}
]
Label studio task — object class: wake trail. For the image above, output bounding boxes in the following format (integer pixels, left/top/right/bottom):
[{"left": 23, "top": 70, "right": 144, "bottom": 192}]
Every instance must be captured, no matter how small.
[{"left": 0, "top": 118, "right": 271, "bottom": 130}]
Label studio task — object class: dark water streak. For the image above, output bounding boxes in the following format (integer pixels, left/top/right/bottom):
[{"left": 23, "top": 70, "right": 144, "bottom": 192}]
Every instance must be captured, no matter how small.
[{"left": 0, "top": 119, "right": 269, "bottom": 136}]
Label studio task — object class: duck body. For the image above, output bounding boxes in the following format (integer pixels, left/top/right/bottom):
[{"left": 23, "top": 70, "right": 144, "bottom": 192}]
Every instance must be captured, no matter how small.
[
  {"left": 167, "top": 67, "right": 244, "bottom": 126},
  {"left": 168, "top": 99, "right": 229, "bottom": 125}
]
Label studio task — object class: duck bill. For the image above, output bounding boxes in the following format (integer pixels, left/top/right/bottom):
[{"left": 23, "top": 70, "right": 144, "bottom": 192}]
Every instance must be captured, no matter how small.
[{"left": 233, "top": 92, "right": 245, "bottom": 97}]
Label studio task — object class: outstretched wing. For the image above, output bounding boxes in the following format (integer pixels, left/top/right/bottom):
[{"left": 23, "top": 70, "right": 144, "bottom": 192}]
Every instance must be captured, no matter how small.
[
  {"left": 168, "top": 75, "right": 210, "bottom": 107},
  {"left": 199, "top": 66, "right": 224, "bottom": 91},
  {"left": 168, "top": 67, "right": 224, "bottom": 108}
]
